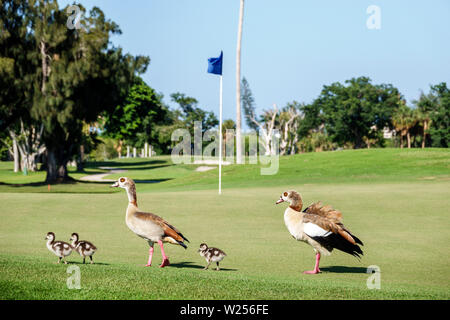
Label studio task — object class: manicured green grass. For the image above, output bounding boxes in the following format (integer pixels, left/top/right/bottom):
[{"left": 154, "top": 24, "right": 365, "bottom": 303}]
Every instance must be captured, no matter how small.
[
  {"left": 0, "top": 149, "right": 449, "bottom": 299},
  {"left": 0, "top": 161, "right": 113, "bottom": 193},
  {"left": 136, "top": 148, "right": 449, "bottom": 191},
  {"left": 1, "top": 149, "right": 449, "bottom": 193}
]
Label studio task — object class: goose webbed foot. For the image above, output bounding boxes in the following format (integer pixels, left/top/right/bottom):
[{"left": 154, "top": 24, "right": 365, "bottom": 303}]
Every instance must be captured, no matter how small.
[
  {"left": 303, "top": 269, "right": 321, "bottom": 274},
  {"left": 303, "top": 253, "right": 321, "bottom": 274},
  {"left": 159, "top": 258, "right": 170, "bottom": 268}
]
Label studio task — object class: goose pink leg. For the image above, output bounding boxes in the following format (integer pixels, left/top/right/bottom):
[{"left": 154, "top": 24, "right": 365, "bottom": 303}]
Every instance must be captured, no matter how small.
[
  {"left": 303, "top": 253, "right": 321, "bottom": 274},
  {"left": 145, "top": 246, "right": 154, "bottom": 267},
  {"left": 158, "top": 240, "right": 170, "bottom": 268}
]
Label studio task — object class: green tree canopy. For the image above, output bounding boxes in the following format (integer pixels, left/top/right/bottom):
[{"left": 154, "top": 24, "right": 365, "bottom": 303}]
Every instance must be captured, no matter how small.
[
  {"left": 103, "top": 76, "right": 168, "bottom": 151},
  {"left": 415, "top": 82, "right": 449, "bottom": 148},
  {"left": 170, "top": 92, "right": 218, "bottom": 135},
  {"left": 310, "top": 77, "right": 402, "bottom": 148},
  {"left": 1, "top": 0, "right": 148, "bottom": 182}
]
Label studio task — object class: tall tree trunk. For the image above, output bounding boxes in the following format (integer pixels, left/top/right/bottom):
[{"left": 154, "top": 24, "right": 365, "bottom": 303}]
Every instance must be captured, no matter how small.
[
  {"left": 13, "top": 122, "right": 45, "bottom": 172},
  {"left": 12, "top": 134, "right": 20, "bottom": 173},
  {"left": 407, "top": 132, "right": 411, "bottom": 148},
  {"left": 422, "top": 120, "right": 428, "bottom": 149},
  {"left": 235, "top": 0, "right": 245, "bottom": 164},
  {"left": 40, "top": 40, "right": 49, "bottom": 94},
  {"left": 77, "top": 144, "right": 85, "bottom": 171},
  {"left": 45, "top": 147, "right": 69, "bottom": 183},
  {"left": 400, "top": 134, "right": 404, "bottom": 148},
  {"left": 116, "top": 140, "right": 123, "bottom": 158},
  {"left": 354, "top": 135, "right": 364, "bottom": 149}
]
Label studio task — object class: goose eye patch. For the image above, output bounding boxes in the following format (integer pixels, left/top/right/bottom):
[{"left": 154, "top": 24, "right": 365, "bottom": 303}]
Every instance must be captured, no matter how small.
[
  {"left": 284, "top": 192, "right": 288, "bottom": 197},
  {"left": 120, "top": 178, "right": 125, "bottom": 183}
]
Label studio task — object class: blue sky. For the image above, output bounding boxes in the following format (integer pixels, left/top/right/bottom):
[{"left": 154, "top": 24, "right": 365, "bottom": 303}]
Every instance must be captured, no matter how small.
[{"left": 60, "top": 0, "right": 450, "bottom": 127}]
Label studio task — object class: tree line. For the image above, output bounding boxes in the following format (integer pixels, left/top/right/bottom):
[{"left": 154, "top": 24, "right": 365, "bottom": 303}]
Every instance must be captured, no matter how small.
[
  {"left": 1, "top": 1, "right": 448, "bottom": 184},
  {"left": 0, "top": 0, "right": 218, "bottom": 183},
  {"left": 241, "top": 77, "right": 449, "bottom": 154},
  {"left": 1, "top": 0, "right": 149, "bottom": 182}
]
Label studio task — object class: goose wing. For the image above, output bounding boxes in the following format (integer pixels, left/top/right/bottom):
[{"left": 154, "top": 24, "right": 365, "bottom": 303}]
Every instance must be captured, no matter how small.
[
  {"left": 78, "top": 240, "right": 97, "bottom": 251},
  {"left": 134, "top": 210, "right": 189, "bottom": 243},
  {"left": 303, "top": 205, "right": 363, "bottom": 258},
  {"left": 303, "top": 201, "right": 343, "bottom": 223}
]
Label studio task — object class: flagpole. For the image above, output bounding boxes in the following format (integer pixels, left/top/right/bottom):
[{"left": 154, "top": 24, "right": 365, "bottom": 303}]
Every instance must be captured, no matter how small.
[{"left": 219, "top": 75, "right": 223, "bottom": 195}]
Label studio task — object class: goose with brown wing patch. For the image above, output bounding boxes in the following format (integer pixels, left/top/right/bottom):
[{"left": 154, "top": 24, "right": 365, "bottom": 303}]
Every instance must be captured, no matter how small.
[
  {"left": 111, "top": 177, "right": 189, "bottom": 268},
  {"left": 276, "top": 191, "right": 363, "bottom": 274}
]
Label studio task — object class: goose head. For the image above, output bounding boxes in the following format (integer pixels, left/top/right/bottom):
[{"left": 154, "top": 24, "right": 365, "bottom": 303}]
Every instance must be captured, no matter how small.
[
  {"left": 110, "top": 177, "right": 133, "bottom": 189},
  {"left": 70, "top": 233, "right": 79, "bottom": 243},
  {"left": 198, "top": 243, "right": 208, "bottom": 253},
  {"left": 111, "top": 177, "right": 138, "bottom": 206},
  {"left": 45, "top": 232, "right": 55, "bottom": 241},
  {"left": 276, "top": 190, "right": 303, "bottom": 210}
]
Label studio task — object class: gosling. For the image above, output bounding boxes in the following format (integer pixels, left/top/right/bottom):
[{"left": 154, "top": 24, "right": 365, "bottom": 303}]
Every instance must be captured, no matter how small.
[
  {"left": 45, "top": 232, "right": 72, "bottom": 264},
  {"left": 198, "top": 243, "right": 226, "bottom": 271},
  {"left": 70, "top": 233, "right": 97, "bottom": 264}
]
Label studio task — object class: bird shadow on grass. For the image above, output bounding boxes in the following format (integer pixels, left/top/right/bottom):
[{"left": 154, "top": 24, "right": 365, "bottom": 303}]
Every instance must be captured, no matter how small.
[
  {"left": 320, "top": 266, "right": 368, "bottom": 274},
  {"left": 169, "top": 261, "right": 238, "bottom": 272},
  {"left": 67, "top": 261, "right": 111, "bottom": 266}
]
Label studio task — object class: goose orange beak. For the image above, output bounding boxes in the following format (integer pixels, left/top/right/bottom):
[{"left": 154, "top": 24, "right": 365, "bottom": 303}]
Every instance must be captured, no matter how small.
[{"left": 276, "top": 198, "right": 284, "bottom": 204}]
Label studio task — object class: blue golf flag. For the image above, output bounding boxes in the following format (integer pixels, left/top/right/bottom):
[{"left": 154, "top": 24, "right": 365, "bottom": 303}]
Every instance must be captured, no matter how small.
[{"left": 207, "top": 51, "right": 223, "bottom": 75}]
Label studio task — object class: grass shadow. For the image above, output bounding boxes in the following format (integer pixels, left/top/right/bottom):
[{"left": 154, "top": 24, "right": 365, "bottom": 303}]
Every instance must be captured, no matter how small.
[
  {"left": 320, "top": 266, "right": 368, "bottom": 274},
  {"left": 168, "top": 261, "right": 205, "bottom": 269},
  {"left": 67, "top": 261, "right": 111, "bottom": 266},
  {"left": 0, "top": 179, "right": 112, "bottom": 188},
  {"left": 110, "top": 164, "right": 172, "bottom": 171},
  {"left": 134, "top": 178, "right": 172, "bottom": 184},
  {"left": 84, "top": 160, "right": 167, "bottom": 168},
  {"left": 76, "top": 178, "right": 173, "bottom": 184},
  {"left": 169, "top": 261, "right": 238, "bottom": 272}
]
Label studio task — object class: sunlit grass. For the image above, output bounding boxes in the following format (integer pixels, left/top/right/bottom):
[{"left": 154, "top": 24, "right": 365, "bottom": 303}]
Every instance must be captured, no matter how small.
[{"left": 0, "top": 149, "right": 449, "bottom": 299}]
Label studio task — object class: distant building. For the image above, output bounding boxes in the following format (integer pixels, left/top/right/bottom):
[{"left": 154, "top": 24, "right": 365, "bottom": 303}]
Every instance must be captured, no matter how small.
[
  {"left": 369, "top": 125, "right": 395, "bottom": 139},
  {"left": 383, "top": 127, "right": 395, "bottom": 139}
]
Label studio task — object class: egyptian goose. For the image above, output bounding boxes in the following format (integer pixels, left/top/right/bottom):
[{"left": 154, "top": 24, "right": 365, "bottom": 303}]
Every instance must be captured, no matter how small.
[
  {"left": 276, "top": 191, "right": 363, "bottom": 274},
  {"left": 70, "top": 233, "right": 97, "bottom": 264},
  {"left": 198, "top": 243, "right": 227, "bottom": 270},
  {"left": 111, "top": 177, "right": 189, "bottom": 267},
  {"left": 45, "top": 232, "right": 73, "bottom": 264}
]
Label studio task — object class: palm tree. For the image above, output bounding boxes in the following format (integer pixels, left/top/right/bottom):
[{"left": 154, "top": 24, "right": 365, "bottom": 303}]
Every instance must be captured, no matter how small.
[
  {"left": 405, "top": 110, "right": 418, "bottom": 148},
  {"left": 392, "top": 105, "right": 411, "bottom": 148},
  {"left": 235, "top": 0, "right": 245, "bottom": 164},
  {"left": 414, "top": 92, "right": 436, "bottom": 148},
  {"left": 419, "top": 111, "right": 432, "bottom": 149},
  {"left": 393, "top": 104, "right": 419, "bottom": 149}
]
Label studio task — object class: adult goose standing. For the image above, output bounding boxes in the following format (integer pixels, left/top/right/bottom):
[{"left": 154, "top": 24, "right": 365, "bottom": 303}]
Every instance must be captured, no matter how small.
[
  {"left": 111, "top": 177, "right": 189, "bottom": 267},
  {"left": 276, "top": 190, "right": 363, "bottom": 274}
]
